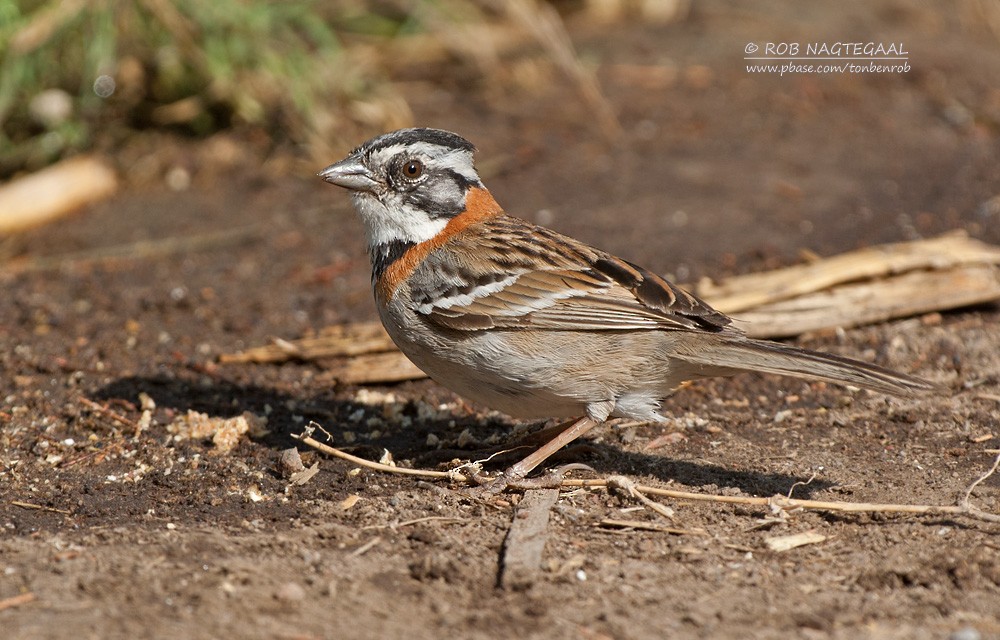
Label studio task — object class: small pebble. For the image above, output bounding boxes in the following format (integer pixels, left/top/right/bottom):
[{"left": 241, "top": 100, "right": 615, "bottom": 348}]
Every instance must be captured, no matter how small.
[
  {"left": 275, "top": 582, "right": 306, "bottom": 603},
  {"left": 457, "top": 428, "right": 475, "bottom": 448},
  {"left": 949, "top": 627, "right": 981, "bottom": 640},
  {"left": 279, "top": 448, "right": 305, "bottom": 476},
  {"left": 29, "top": 89, "right": 73, "bottom": 127}
]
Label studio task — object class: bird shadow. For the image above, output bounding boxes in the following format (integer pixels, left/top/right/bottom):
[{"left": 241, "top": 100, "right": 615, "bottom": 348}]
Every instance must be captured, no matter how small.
[{"left": 96, "top": 373, "right": 830, "bottom": 498}]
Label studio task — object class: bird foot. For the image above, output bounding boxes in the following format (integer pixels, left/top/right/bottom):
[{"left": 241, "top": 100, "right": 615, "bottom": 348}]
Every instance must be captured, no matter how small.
[{"left": 467, "top": 463, "right": 594, "bottom": 496}]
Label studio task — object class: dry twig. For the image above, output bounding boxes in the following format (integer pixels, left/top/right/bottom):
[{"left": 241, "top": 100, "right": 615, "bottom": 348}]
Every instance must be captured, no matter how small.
[
  {"left": 362, "top": 516, "right": 468, "bottom": 531},
  {"left": 78, "top": 396, "right": 136, "bottom": 430},
  {"left": 317, "top": 351, "right": 427, "bottom": 385},
  {"left": 218, "top": 322, "right": 395, "bottom": 364},
  {"left": 294, "top": 429, "right": 1000, "bottom": 526},
  {"left": 730, "top": 264, "right": 1000, "bottom": 338},
  {"left": 606, "top": 475, "right": 675, "bottom": 520}
]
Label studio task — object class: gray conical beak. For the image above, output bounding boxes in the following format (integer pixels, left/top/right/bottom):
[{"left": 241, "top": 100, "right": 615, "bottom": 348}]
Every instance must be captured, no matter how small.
[{"left": 318, "top": 156, "right": 379, "bottom": 192}]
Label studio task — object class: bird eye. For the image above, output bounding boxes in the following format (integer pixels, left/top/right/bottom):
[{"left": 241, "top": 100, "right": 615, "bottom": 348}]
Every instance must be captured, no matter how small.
[{"left": 402, "top": 159, "right": 423, "bottom": 179}]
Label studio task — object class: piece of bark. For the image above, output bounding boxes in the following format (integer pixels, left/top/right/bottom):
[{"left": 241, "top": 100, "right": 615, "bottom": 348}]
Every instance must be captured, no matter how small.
[
  {"left": 317, "top": 351, "right": 427, "bottom": 385},
  {"left": 219, "top": 322, "right": 395, "bottom": 364},
  {"left": 0, "top": 155, "right": 118, "bottom": 233},
  {"left": 732, "top": 263, "right": 1000, "bottom": 338},
  {"left": 765, "top": 531, "right": 827, "bottom": 552},
  {"left": 696, "top": 232, "right": 1000, "bottom": 314},
  {"left": 500, "top": 489, "right": 560, "bottom": 590}
]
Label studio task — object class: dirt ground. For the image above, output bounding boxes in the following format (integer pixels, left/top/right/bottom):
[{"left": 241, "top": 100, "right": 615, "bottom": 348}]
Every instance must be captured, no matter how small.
[{"left": 3, "top": 2, "right": 1000, "bottom": 639}]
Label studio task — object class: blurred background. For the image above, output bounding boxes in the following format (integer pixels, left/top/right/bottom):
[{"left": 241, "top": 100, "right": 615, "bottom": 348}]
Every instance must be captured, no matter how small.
[
  {"left": 4, "top": 1, "right": 998, "bottom": 179},
  {"left": 1, "top": 0, "right": 658, "bottom": 177}
]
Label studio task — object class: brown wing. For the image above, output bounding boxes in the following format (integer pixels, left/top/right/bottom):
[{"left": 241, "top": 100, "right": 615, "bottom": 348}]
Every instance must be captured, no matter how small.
[{"left": 406, "top": 215, "right": 733, "bottom": 333}]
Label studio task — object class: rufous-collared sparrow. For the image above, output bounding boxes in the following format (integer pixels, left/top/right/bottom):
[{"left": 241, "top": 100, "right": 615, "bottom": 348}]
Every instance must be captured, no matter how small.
[{"left": 319, "top": 128, "right": 935, "bottom": 492}]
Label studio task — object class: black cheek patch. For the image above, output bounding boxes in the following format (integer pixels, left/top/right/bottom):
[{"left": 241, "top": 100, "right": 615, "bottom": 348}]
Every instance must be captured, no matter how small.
[
  {"left": 406, "top": 190, "right": 463, "bottom": 219},
  {"left": 404, "top": 173, "right": 466, "bottom": 219}
]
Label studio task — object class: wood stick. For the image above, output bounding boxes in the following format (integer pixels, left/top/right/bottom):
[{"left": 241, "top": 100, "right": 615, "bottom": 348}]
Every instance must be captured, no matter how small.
[
  {"left": 732, "top": 263, "right": 1000, "bottom": 338},
  {"left": 696, "top": 232, "right": 1000, "bottom": 314},
  {"left": 0, "top": 156, "right": 117, "bottom": 233},
  {"left": 317, "top": 351, "right": 427, "bottom": 385},
  {"left": 500, "top": 488, "right": 559, "bottom": 589}
]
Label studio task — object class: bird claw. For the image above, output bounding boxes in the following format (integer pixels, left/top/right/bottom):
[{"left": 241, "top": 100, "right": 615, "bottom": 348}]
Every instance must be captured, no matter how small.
[{"left": 467, "top": 462, "right": 595, "bottom": 496}]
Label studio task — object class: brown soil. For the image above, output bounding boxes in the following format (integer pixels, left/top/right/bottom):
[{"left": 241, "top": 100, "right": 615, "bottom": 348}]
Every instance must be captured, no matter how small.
[{"left": 3, "top": 3, "right": 1000, "bottom": 639}]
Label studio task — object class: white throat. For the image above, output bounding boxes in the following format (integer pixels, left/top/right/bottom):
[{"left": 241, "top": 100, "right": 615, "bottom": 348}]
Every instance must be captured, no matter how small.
[{"left": 352, "top": 192, "right": 448, "bottom": 248}]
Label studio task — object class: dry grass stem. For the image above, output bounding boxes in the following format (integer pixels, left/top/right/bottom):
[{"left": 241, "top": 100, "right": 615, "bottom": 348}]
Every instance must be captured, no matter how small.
[
  {"left": 295, "top": 430, "right": 464, "bottom": 481},
  {"left": 598, "top": 519, "right": 706, "bottom": 535},
  {"left": 348, "top": 536, "right": 382, "bottom": 558},
  {"left": 961, "top": 450, "right": 1000, "bottom": 510},
  {"left": 10, "top": 501, "right": 72, "bottom": 515}
]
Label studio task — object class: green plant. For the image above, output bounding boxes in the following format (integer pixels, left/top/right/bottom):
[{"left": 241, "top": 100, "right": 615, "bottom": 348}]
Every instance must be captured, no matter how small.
[{"left": 0, "top": 0, "right": 368, "bottom": 175}]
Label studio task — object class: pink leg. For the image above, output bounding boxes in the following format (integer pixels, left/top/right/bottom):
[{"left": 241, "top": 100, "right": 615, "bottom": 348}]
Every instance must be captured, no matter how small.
[
  {"left": 505, "top": 416, "right": 598, "bottom": 479},
  {"left": 476, "top": 416, "right": 599, "bottom": 494},
  {"left": 510, "top": 417, "right": 582, "bottom": 447}
]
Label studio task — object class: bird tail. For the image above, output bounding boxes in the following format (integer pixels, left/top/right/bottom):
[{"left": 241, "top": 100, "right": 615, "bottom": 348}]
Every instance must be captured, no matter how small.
[{"left": 673, "top": 336, "right": 938, "bottom": 397}]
